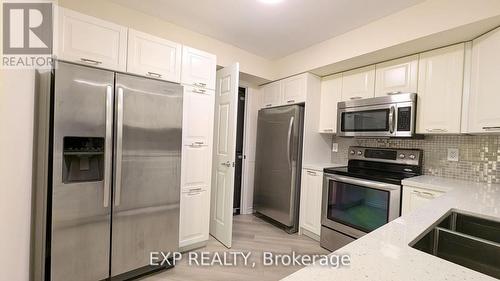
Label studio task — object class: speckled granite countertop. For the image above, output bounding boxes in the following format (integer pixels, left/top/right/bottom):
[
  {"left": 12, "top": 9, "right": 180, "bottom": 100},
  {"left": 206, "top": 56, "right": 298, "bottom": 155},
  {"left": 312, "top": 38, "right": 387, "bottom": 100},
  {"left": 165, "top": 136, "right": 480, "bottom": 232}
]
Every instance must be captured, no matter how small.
[{"left": 282, "top": 175, "right": 500, "bottom": 281}]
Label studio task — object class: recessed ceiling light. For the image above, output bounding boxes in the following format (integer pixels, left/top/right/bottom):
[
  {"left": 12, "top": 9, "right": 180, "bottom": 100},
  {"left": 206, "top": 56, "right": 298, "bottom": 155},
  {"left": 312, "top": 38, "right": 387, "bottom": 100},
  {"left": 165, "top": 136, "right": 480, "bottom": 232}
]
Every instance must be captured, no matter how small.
[{"left": 258, "top": 0, "right": 284, "bottom": 4}]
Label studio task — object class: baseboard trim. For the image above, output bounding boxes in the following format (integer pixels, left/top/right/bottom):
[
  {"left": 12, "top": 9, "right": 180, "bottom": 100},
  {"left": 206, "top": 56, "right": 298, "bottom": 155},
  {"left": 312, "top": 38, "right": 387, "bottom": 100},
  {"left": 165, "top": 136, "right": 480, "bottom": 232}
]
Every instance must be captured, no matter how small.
[
  {"left": 179, "top": 240, "right": 208, "bottom": 252},
  {"left": 300, "top": 227, "right": 320, "bottom": 242}
]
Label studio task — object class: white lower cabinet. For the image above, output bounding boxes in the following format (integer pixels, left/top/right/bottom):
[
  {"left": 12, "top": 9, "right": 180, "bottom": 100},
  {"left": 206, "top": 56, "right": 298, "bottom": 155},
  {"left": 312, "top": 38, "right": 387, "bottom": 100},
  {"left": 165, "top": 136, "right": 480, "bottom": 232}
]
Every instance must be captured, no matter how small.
[
  {"left": 402, "top": 186, "right": 444, "bottom": 215},
  {"left": 179, "top": 188, "right": 210, "bottom": 248},
  {"left": 299, "top": 169, "right": 323, "bottom": 239}
]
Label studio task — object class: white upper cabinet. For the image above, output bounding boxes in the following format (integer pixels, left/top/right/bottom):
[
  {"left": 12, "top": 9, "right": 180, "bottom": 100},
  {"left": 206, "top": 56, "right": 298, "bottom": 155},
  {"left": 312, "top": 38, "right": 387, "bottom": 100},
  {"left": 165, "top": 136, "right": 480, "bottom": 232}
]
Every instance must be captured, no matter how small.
[
  {"left": 375, "top": 55, "right": 419, "bottom": 97},
  {"left": 282, "top": 74, "right": 307, "bottom": 104},
  {"left": 417, "top": 44, "right": 465, "bottom": 134},
  {"left": 319, "top": 74, "right": 342, "bottom": 133},
  {"left": 127, "top": 29, "right": 181, "bottom": 82},
  {"left": 467, "top": 27, "right": 500, "bottom": 133},
  {"left": 261, "top": 81, "right": 282, "bottom": 108},
  {"left": 181, "top": 46, "right": 217, "bottom": 90},
  {"left": 341, "top": 65, "right": 375, "bottom": 101},
  {"left": 56, "top": 8, "right": 128, "bottom": 71}
]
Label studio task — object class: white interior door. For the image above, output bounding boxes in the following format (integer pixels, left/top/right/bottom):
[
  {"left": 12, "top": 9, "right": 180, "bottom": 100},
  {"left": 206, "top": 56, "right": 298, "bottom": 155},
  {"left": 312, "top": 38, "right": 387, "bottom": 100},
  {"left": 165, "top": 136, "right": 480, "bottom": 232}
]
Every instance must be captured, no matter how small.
[{"left": 210, "top": 63, "right": 239, "bottom": 248}]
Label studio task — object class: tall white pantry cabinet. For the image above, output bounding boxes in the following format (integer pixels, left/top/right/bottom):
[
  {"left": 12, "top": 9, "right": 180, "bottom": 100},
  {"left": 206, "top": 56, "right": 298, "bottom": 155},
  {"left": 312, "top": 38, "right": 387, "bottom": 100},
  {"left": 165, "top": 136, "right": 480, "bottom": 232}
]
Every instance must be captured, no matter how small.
[{"left": 178, "top": 48, "right": 217, "bottom": 250}]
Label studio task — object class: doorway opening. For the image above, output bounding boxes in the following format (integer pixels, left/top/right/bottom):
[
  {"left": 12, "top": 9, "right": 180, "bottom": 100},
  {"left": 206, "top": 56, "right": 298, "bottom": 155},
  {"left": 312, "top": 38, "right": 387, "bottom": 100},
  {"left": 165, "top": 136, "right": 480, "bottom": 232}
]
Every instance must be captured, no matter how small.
[{"left": 233, "top": 87, "right": 246, "bottom": 215}]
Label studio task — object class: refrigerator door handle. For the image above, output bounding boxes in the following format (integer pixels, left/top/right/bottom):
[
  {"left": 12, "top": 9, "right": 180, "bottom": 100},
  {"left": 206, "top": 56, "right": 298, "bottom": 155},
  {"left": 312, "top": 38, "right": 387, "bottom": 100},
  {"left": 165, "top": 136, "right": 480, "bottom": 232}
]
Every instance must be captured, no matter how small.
[
  {"left": 287, "top": 116, "right": 294, "bottom": 168},
  {"left": 104, "top": 85, "right": 113, "bottom": 208},
  {"left": 114, "top": 87, "right": 124, "bottom": 207}
]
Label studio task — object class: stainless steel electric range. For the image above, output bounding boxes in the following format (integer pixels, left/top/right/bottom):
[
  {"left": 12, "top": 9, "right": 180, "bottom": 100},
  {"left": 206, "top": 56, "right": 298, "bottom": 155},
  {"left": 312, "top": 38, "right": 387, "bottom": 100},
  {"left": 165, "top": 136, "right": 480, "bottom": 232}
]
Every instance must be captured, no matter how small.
[{"left": 321, "top": 146, "right": 423, "bottom": 251}]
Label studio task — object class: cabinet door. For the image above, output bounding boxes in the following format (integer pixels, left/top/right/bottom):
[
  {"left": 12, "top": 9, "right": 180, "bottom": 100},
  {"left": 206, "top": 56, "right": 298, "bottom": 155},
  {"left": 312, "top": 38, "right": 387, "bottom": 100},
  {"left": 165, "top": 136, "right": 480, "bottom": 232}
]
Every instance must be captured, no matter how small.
[
  {"left": 56, "top": 8, "right": 127, "bottom": 71},
  {"left": 282, "top": 74, "right": 307, "bottom": 105},
  {"left": 468, "top": 27, "right": 500, "bottom": 133},
  {"left": 319, "top": 74, "right": 342, "bottom": 133},
  {"left": 179, "top": 190, "right": 210, "bottom": 247},
  {"left": 341, "top": 65, "right": 375, "bottom": 101},
  {"left": 402, "top": 186, "right": 444, "bottom": 215},
  {"left": 181, "top": 46, "right": 217, "bottom": 90},
  {"left": 261, "top": 81, "right": 282, "bottom": 108},
  {"left": 127, "top": 29, "right": 181, "bottom": 82},
  {"left": 299, "top": 169, "right": 323, "bottom": 236},
  {"left": 182, "top": 86, "right": 215, "bottom": 145},
  {"left": 417, "top": 44, "right": 464, "bottom": 134},
  {"left": 375, "top": 55, "right": 418, "bottom": 97},
  {"left": 181, "top": 145, "right": 211, "bottom": 191}
]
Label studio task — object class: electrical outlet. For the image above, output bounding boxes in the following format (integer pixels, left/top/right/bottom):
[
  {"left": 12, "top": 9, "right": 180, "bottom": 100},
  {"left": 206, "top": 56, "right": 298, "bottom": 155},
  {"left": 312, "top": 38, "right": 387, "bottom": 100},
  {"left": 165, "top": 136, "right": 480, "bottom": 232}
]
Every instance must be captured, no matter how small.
[
  {"left": 447, "top": 148, "right": 459, "bottom": 162},
  {"left": 332, "top": 143, "right": 339, "bottom": 152}
]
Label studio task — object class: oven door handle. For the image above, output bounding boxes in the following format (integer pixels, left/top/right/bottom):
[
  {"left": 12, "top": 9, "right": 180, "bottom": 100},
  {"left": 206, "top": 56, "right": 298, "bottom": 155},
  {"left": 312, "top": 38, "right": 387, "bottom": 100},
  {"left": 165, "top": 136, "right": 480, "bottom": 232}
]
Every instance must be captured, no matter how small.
[{"left": 327, "top": 174, "right": 400, "bottom": 191}]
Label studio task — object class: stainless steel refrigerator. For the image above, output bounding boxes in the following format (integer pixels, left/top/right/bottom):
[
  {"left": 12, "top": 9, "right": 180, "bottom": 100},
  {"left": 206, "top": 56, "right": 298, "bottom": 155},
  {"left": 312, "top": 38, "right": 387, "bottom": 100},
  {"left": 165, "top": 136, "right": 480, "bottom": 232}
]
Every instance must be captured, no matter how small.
[
  {"left": 32, "top": 61, "right": 183, "bottom": 281},
  {"left": 253, "top": 105, "right": 304, "bottom": 233}
]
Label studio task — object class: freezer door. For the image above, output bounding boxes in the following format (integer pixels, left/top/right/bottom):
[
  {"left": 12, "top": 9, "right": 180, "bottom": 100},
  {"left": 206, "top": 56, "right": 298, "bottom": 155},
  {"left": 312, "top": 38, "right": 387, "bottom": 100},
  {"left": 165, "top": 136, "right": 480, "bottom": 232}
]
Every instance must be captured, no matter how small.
[
  {"left": 111, "top": 74, "right": 183, "bottom": 277},
  {"left": 51, "top": 62, "right": 114, "bottom": 281},
  {"left": 253, "top": 105, "right": 303, "bottom": 227}
]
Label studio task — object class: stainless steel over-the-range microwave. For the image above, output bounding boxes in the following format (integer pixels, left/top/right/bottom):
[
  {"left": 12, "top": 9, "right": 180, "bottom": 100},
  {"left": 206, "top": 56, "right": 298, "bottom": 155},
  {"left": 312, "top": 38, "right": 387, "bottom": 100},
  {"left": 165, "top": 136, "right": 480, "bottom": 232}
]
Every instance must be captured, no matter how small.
[{"left": 337, "top": 93, "right": 417, "bottom": 137}]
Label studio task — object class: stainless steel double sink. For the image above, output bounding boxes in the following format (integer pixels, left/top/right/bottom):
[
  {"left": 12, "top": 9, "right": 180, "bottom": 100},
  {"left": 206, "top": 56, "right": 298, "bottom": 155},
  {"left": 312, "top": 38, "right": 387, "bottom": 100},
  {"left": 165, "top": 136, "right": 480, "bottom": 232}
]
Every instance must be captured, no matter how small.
[{"left": 410, "top": 211, "right": 500, "bottom": 279}]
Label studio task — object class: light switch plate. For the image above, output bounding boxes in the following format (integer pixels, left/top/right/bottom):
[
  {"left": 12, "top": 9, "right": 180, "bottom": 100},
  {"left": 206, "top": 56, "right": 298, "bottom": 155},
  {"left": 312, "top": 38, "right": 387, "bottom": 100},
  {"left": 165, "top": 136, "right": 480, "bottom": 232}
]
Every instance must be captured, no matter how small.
[
  {"left": 447, "top": 148, "right": 459, "bottom": 162},
  {"left": 332, "top": 143, "right": 339, "bottom": 152}
]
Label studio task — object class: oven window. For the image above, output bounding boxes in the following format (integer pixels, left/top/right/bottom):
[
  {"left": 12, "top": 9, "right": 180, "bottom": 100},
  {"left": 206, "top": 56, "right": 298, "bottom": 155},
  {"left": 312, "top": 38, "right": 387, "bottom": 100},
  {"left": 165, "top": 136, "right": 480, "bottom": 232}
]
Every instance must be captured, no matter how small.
[
  {"left": 327, "top": 180, "right": 390, "bottom": 233},
  {"left": 341, "top": 109, "right": 389, "bottom": 132}
]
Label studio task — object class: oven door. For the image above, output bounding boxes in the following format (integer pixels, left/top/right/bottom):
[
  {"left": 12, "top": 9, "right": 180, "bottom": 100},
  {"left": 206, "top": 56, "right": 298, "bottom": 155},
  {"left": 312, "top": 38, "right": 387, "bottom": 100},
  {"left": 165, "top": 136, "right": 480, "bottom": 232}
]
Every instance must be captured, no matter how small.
[{"left": 322, "top": 173, "right": 401, "bottom": 238}]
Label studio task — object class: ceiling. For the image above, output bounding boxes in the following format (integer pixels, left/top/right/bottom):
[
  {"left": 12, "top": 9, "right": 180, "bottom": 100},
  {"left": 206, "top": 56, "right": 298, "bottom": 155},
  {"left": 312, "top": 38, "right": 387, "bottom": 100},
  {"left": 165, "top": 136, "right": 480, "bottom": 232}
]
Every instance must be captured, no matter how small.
[{"left": 110, "top": 0, "right": 425, "bottom": 59}]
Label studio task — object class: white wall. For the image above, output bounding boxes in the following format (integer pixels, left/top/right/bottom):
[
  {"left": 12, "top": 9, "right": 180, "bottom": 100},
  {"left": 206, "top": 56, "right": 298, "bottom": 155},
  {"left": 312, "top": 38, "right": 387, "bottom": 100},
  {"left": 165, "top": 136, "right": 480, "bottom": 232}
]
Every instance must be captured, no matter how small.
[{"left": 0, "top": 70, "right": 35, "bottom": 281}]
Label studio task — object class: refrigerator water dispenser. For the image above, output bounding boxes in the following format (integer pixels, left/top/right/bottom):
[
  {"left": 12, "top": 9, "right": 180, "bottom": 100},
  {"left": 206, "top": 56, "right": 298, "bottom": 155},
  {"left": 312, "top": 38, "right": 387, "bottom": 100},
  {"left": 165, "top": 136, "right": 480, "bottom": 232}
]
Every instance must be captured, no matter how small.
[{"left": 62, "top": 137, "right": 105, "bottom": 183}]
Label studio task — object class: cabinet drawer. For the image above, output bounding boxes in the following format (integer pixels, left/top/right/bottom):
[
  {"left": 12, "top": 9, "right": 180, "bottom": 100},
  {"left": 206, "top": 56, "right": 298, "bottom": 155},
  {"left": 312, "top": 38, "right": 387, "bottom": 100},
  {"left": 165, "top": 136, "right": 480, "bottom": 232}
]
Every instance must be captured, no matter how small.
[{"left": 402, "top": 186, "right": 444, "bottom": 215}]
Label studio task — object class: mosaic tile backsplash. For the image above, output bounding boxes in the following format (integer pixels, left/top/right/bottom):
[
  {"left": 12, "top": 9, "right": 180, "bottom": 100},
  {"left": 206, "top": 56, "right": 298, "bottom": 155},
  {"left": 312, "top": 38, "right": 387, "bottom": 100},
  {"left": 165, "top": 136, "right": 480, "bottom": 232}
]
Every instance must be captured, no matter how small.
[{"left": 330, "top": 135, "right": 500, "bottom": 184}]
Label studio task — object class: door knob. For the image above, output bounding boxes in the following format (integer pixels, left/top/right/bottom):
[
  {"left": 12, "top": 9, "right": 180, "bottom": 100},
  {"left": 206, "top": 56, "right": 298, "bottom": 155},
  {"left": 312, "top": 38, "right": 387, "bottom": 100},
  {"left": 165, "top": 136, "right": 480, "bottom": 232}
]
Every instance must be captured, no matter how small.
[{"left": 221, "top": 161, "right": 231, "bottom": 167}]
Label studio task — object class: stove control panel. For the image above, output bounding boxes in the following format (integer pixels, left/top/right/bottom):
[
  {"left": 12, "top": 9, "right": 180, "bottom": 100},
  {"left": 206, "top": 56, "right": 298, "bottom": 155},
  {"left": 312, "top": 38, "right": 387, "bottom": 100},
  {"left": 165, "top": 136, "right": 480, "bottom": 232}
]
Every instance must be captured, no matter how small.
[{"left": 348, "top": 146, "right": 422, "bottom": 166}]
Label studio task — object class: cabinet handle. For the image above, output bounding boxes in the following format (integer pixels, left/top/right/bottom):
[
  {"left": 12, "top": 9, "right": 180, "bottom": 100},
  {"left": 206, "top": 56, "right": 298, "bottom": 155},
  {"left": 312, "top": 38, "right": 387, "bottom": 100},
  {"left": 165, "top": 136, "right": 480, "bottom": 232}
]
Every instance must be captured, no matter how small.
[
  {"left": 286, "top": 99, "right": 295, "bottom": 103},
  {"left": 387, "top": 91, "right": 402, "bottom": 95},
  {"left": 426, "top": 128, "right": 448, "bottom": 132},
  {"left": 413, "top": 190, "right": 435, "bottom": 199},
  {"left": 307, "top": 171, "right": 317, "bottom": 176},
  {"left": 483, "top": 126, "right": 500, "bottom": 131},
  {"left": 192, "top": 88, "right": 206, "bottom": 94},
  {"left": 190, "top": 141, "right": 205, "bottom": 147},
  {"left": 194, "top": 82, "right": 207, "bottom": 88},
  {"left": 188, "top": 187, "right": 203, "bottom": 192},
  {"left": 80, "top": 58, "right": 102, "bottom": 65},
  {"left": 322, "top": 129, "right": 334, "bottom": 132},
  {"left": 350, "top": 96, "right": 362, "bottom": 100},
  {"left": 147, "top": 72, "right": 162, "bottom": 78},
  {"left": 265, "top": 104, "right": 272, "bottom": 107}
]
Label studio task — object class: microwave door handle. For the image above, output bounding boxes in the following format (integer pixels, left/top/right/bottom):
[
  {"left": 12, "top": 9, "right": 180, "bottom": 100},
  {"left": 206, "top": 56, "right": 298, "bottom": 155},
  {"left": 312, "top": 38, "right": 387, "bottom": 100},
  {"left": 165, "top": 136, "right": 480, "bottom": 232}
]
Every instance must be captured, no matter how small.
[
  {"left": 389, "top": 106, "right": 396, "bottom": 134},
  {"left": 287, "top": 116, "right": 294, "bottom": 169}
]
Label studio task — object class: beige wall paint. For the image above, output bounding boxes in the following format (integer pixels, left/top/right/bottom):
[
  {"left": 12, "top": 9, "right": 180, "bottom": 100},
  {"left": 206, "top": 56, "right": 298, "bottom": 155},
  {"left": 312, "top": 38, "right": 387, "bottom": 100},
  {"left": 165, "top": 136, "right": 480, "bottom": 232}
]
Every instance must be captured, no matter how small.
[
  {"left": 58, "top": 0, "right": 275, "bottom": 80},
  {"left": 272, "top": 0, "right": 500, "bottom": 80}
]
